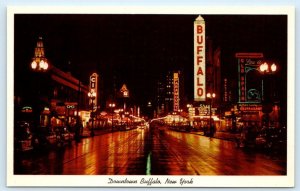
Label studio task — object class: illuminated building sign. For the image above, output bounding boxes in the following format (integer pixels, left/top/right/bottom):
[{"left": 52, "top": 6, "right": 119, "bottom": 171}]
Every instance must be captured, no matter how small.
[
  {"left": 239, "top": 103, "right": 262, "bottom": 112},
  {"left": 65, "top": 102, "right": 77, "bottom": 109},
  {"left": 42, "top": 107, "right": 51, "bottom": 115},
  {"left": 198, "top": 104, "right": 209, "bottom": 115},
  {"left": 21, "top": 106, "right": 32, "bottom": 113},
  {"left": 120, "top": 84, "right": 129, "bottom": 98},
  {"left": 173, "top": 72, "right": 179, "bottom": 111},
  {"left": 89, "top": 73, "right": 98, "bottom": 107},
  {"left": 224, "top": 78, "right": 228, "bottom": 102},
  {"left": 188, "top": 107, "right": 195, "bottom": 117},
  {"left": 188, "top": 105, "right": 217, "bottom": 116},
  {"left": 194, "top": 15, "right": 206, "bottom": 101},
  {"left": 236, "top": 53, "right": 263, "bottom": 103}
]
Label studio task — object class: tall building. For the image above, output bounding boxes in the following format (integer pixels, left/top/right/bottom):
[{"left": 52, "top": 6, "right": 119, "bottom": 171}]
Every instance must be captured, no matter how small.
[
  {"left": 154, "top": 70, "right": 185, "bottom": 116},
  {"left": 14, "top": 37, "right": 89, "bottom": 129}
]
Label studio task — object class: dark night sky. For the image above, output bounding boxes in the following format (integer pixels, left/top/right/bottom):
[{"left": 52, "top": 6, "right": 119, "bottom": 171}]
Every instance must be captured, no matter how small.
[{"left": 14, "top": 14, "right": 287, "bottom": 105}]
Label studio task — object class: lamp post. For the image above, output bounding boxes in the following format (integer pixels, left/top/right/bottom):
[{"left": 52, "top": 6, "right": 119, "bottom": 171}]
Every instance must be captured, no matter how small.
[
  {"left": 125, "top": 111, "right": 129, "bottom": 128},
  {"left": 259, "top": 61, "right": 277, "bottom": 129},
  {"left": 31, "top": 37, "right": 49, "bottom": 72},
  {"left": 207, "top": 92, "right": 216, "bottom": 137},
  {"left": 109, "top": 103, "right": 116, "bottom": 131},
  {"left": 88, "top": 90, "right": 96, "bottom": 137},
  {"left": 186, "top": 104, "right": 193, "bottom": 128},
  {"left": 30, "top": 37, "right": 49, "bottom": 128}
]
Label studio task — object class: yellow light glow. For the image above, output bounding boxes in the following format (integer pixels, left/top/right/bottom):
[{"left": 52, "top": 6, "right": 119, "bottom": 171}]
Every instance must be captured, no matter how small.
[
  {"left": 31, "top": 61, "right": 37, "bottom": 69},
  {"left": 271, "top": 63, "right": 277, "bottom": 72},
  {"left": 43, "top": 61, "right": 49, "bottom": 70},
  {"left": 40, "top": 60, "right": 45, "bottom": 68}
]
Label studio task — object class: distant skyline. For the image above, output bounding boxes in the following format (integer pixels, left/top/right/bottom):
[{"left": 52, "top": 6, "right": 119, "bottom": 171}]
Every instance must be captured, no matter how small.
[{"left": 14, "top": 14, "right": 287, "bottom": 105}]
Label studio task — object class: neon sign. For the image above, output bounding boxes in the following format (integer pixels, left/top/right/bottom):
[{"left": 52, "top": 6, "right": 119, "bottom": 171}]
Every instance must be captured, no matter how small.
[
  {"left": 173, "top": 72, "right": 179, "bottom": 111},
  {"left": 194, "top": 15, "right": 206, "bottom": 101}
]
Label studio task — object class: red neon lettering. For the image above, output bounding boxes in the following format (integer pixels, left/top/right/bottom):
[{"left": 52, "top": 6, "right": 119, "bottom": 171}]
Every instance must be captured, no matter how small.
[
  {"left": 197, "top": 35, "right": 203, "bottom": 44},
  {"left": 197, "top": 67, "right": 204, "bottom": 75},
  {"left": 197, "top": 88, "right": 203, "bottom": 96},
  {"left": 197, "top": 78, "right": 203, "bottom": 86},
  {"left": 197, "top": 25, "right": 203, "bottom": 33},
  {"left": 197, "top": 46, "right": 203, "bottom": 54},
  {"left": 197, "top": 56, "right": 203, "bottom": 65}
]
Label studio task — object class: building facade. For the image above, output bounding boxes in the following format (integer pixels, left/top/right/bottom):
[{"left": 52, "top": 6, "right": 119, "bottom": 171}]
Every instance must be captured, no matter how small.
[{"left": 14, "top": 37, "right": 89, "bottom": 131}]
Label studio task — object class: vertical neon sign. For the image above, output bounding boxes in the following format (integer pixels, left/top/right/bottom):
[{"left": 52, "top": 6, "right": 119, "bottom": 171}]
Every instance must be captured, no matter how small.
[
  {"left": 173, "top": 72, "right": 179, "bottom": 111},
  {"left": 89, "top": 73, "right": 98, "bottom": 109},
  {"left": 194, "top": 15, "right": 206, "bottom": 101}
]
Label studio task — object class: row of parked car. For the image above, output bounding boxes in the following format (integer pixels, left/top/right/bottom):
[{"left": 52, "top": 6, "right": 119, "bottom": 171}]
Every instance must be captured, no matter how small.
[
  {"left": 235, "top": 125, "right": 287, "bottom": 152},
  {"left": 14, "top": 121, "right": 75, "bottom": 152}
]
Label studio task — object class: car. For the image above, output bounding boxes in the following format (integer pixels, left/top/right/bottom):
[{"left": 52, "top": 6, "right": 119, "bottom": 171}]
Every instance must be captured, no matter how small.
[
  {"left": 256, "top": 126, "right": 287, "bottom": 151},
  {"left": 14, "top": 121, "right": 33, "bottom": 152},
  {"left": 236, "top": 126, "right": 287, "bottom": 151},
  {"left": 235, "top": 125, "right": 257, "bottom": 148},
  {"left": 55, "top": 126, "right": 74, "bottom": 146}
]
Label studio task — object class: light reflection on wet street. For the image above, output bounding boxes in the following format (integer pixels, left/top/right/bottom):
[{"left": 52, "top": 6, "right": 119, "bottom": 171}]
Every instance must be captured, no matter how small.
[
  {"left": 14, "top": 126, "right": 286, "bottom": 175},
  {"left": 150, "top": 128, "right": 286, "bottom": 175}
]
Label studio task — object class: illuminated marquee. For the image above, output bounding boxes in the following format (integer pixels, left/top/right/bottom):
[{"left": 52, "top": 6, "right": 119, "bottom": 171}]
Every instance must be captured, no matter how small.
[
  {"left": 194, "top": 15, "right": 206, "bottom": 101},
  {"left": 173, "top": 72, "right": 179, "bottom": 111},
  {"left": 89, "top": 73, "right": 98, "bottom": 108},
  {"left": 239, "top": 103, "right": 262, "bottom": 112}
]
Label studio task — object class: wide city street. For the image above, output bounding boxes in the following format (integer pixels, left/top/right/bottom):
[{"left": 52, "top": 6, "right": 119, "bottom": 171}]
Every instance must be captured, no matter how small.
[{"left": 14, "top": 126, "right": 286, "bottom": 175}]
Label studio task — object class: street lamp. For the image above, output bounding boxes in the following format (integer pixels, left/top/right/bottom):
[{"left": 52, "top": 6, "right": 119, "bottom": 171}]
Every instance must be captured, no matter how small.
[
  {"left": 31, "top": 37, "right": 49, "bottom": 72},
  {"left": 207, "top": 92, "right": 216, "bottom": 137},
  {"left": 30, "top": 37, "right": 49, "bottom": 128},
  {"left": 109, "top": 103, "right": 116, "bottom": 131},
  {"left": 259, "top": 61, "right": 277, "bottom": 129},
  {"left": 125, "top": 111, "right": 130, "bottom": 128},
  {"left": 259, "top": 62, "right": 277, "bottom": 101},
  {"left": 88, "top": 90, "right": 96, "bottom": 137},
  {"left": 186, "top": 104, "right": 193, "bottom": 128}
]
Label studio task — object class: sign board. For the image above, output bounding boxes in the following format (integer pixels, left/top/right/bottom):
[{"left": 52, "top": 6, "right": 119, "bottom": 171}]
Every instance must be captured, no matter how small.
[
  {"left": 194, "top": 15, "right": 206, "bottom": 101},
  {"left": 21, "top": 106, "right": 33, "bottom": 113},
  {"left": 236, "top": 53, "right": 263, "bottom": 103},
  {"left": 120, "top": 84, "right": 129, "bottom": 98},
  {"left": 173, "top": 72, "right": 179, "bottom": 111},
  {"left": 239, "top": 103, "right": 262, "bottom": 112},
  {"left": 89, "top": 73, "right": 98, "bottom": 109}
]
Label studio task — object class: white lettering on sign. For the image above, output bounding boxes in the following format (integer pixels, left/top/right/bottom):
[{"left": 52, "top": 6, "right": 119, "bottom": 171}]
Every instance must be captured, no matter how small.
[
  {"left": 173, "top": 72, "right": 179, "bottom": 111},
  {"left": 89, "top": 73, "right": 98, "bottom": 109},
  {"left": 90, "top": 75, "right": 96, "bottom": 89},
  {"left": 194, "top": 15, "right": 206, "bottom": 101}
]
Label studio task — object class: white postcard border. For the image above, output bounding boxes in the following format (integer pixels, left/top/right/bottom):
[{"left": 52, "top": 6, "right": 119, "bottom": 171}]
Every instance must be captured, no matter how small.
[{"left": 7, "top": 6, "right": 295, "bottom": 187}]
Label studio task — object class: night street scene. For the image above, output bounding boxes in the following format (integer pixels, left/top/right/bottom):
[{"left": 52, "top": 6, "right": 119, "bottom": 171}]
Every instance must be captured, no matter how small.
[{"left": 13, "top": 13, "right": 288, "bottom": 177}]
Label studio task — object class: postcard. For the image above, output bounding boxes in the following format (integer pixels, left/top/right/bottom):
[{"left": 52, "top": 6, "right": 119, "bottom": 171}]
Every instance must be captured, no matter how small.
[{"left": 7, "top": 6, "right": 295, "bottom": 187}]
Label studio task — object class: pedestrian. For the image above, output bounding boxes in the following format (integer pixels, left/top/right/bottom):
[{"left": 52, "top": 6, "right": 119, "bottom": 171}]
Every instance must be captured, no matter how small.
[
  {"left": 74, "top": 117, "right": 83, "bottom": 142},
  {"left": 210, "top": 123, "right": 216, "bottom": 137}
]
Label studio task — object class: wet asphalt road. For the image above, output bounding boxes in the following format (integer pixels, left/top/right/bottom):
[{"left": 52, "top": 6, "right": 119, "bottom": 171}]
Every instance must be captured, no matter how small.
[{"left": 14, "top": 126, "right": 286, "bottom": 175}]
